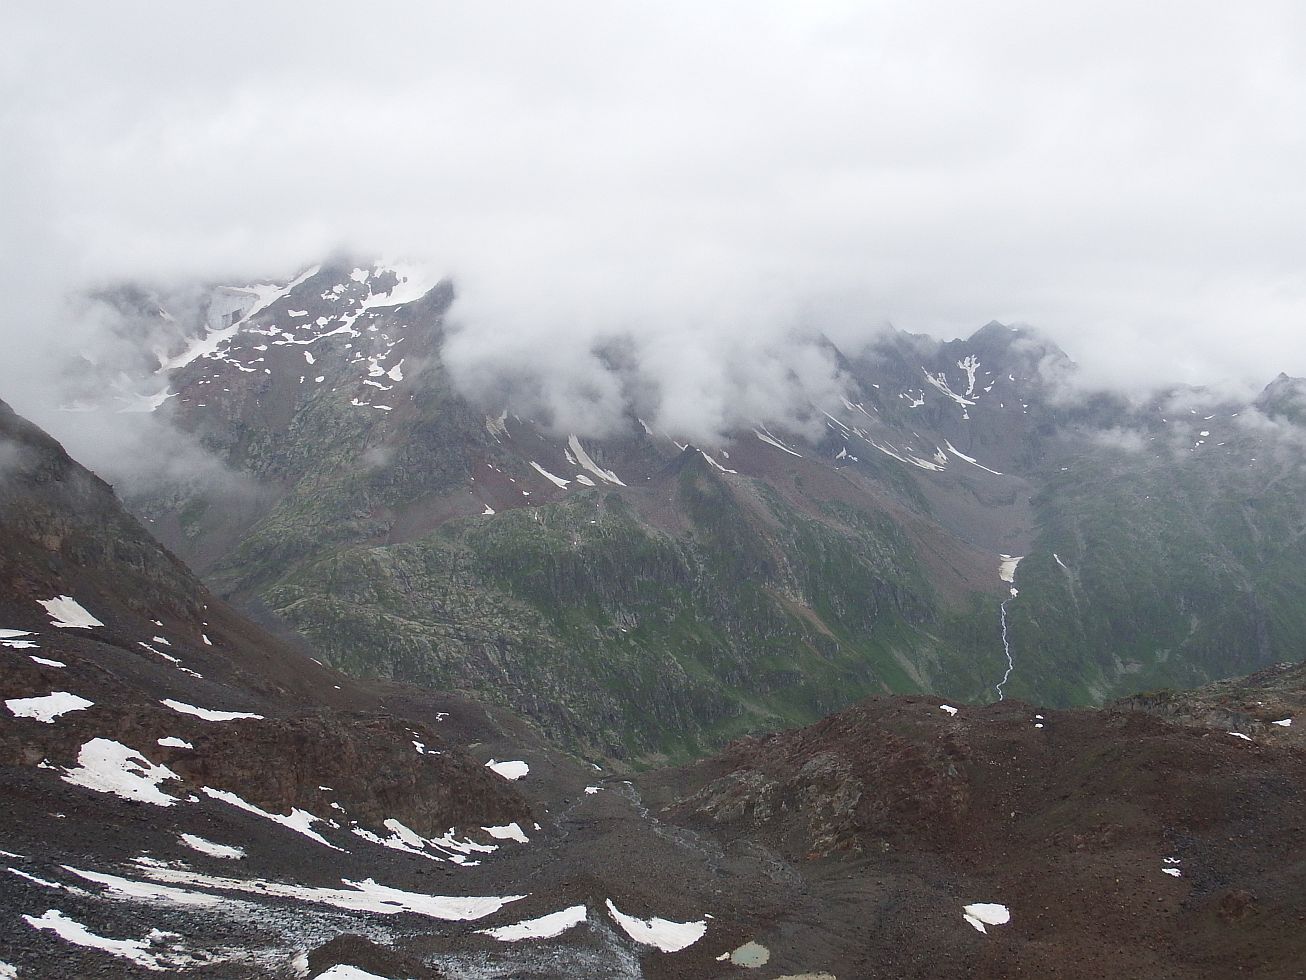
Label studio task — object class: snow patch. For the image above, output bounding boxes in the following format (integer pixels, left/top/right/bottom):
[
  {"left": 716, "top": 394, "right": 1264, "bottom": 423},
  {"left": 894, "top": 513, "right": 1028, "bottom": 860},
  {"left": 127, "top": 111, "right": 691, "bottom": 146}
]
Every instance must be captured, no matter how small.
[
  {"left": 700, "top": 450, "right": 738, "bottom": 473},
  {"left": 313, "top": 968, "right": 390, "bottom": 980},
  {"left": 65, "top": 866, "right": 224, "bottom": 907},
  {"left": 529, "top": 461, "right": 571, "bottom": 488},
  {"left": 939, "top": 705, "right": 958, "bottom": 716},
  {"left": 943, "top": 439, "right": 1003, "bottom": 476},
  {"left": 61, "top": 739, "right": 179, "bottom": 806},
  {"left": 567, "top": 436, "right": 626, "bottom": 485},
  {"left": 485, "top": 410, "right": 509, "bottom": 442},
  {"left": 486, "top": 759, "right": 529, "bottom": 780},
  {"left": 958, "top": 354, "right": 981, "bottom": 396},
  {"left": 605, "top": 899, "right": 707, "bottom": 952},
  {"left": 479, "top": 904, "right": 588, "bottom": 942},
  {"left": 38, "top": 596, "right": 103, "bottom": 629},
  {"left": 962, "top": 902, "right": 1010, "bottom": 933},
  {"left": 134, "top": 862, "right": 523, "bottom": 921},
  {"left": 753, "top": 427, "right": 803, "bottom": 458},
  {"left": 156, "top": 737, "right": 192, "bottom": 749},
  {"left": 160, "top": 699, "right": 263, "bottom": 722},
  {"left": 922, "top": 368, "right": 976, "bottom": 407},
  {"left": 201, "top": 788, "right": 340, "bottom": 850},
  {"left": 350, "top": 818, "right": 495, "bottom": 865},
  {"left": 483, "top": 822, "right": 529, "bottom": 844},
  {"left": 998, "top": 555, "right": 1023, "bottom": 583},
  {"left": 1, "top": 628, "right": 38, "bottom": 650},
  {"left": 24, "top": 910, "right": 162, "bottom": 970},
  {"left": 180, "top": 834, "right": 246, "bottom": 860},
  {"left": 5, "top": 691, "right": 93, "bottom": 723},
  {"left": 868, "top": 438, "right": 945, "bottom": 472}
]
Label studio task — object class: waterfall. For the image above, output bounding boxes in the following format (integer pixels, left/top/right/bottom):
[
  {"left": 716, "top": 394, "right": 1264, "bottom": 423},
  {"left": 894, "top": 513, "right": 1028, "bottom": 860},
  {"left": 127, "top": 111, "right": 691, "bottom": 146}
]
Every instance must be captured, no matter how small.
[{"left": 995, "top": 598, "right": 1015, "bottom": 701}]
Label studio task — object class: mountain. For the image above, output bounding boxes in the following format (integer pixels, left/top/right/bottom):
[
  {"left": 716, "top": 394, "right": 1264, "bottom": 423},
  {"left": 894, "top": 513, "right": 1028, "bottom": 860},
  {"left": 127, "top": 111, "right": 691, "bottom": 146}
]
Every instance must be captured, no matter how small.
[
  {"left": 2, "top": 399, "right": 1304, "bottom": 977},
  {"left": 92, "top": 258, "right": 1306, "bottom": 762}
]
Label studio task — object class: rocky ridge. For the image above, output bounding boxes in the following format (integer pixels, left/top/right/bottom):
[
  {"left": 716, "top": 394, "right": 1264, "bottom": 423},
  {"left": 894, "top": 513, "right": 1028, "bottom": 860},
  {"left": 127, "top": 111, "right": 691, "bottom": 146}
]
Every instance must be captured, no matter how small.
[{"left": 82, "top": 260, "right": 1306, "bottom": 761}]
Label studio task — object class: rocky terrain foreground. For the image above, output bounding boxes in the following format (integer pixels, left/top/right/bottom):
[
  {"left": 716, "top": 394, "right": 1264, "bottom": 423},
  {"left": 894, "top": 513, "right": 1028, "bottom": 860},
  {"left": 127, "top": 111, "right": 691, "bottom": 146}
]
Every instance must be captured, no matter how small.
[{"left": 3, "top": 398, "right": 1305, "bottom": 978}]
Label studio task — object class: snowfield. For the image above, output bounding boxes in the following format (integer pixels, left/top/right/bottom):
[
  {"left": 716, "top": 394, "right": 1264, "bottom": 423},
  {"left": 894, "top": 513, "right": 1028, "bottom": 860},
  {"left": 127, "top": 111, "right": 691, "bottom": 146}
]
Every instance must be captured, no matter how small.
[{"left": 5, "top": 691, "right": 93, "bottom": 723}]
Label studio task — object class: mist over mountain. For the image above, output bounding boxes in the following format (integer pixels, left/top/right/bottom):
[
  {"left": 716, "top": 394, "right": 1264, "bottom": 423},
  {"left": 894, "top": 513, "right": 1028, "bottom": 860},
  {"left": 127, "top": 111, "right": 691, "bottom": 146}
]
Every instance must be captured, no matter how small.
[
  {"left": 5, "top": 4, "right": 1306, "bottom": 977},
  {"left": 6, "top": 2, "right": 1306, "bottom": 466}
]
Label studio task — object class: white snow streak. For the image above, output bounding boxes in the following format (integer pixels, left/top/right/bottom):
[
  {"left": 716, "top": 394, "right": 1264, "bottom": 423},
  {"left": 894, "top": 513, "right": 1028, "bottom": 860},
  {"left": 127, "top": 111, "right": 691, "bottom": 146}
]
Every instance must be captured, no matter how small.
[
  {"left": 479, "top": 904, "right": 588, "bottom": 942},
  {"left": 201, "top": 788, "right": 340, "bottom": 850},
  {"left": 23, "top": 910, "right": 162, "bottom": 969},
  {"left": 922, "top": 369, "right": 976, "bottom": 407},
  {"left": 160, "top": 699, "right": 263, "bottom": 722},
  {"left": 179, "top": 835, "right": 246, "bottom": 860},
  {"left": 529, "top": 461, "right": 571, "bottom": 488},
  {"left": 567, "top": 436, "right": 626, "bottom": 485},
  {"left": 134, "top": 863, "right": 523, "bottom": 921},
  {"left": 753, "top": 427, "right": 803, "bottom": 457},
  {"left": 958, "top": 355, "right": 981, "bottom": 396},
  {"left": 943, "top": 439, "right": 1003, "bottom": 476}
]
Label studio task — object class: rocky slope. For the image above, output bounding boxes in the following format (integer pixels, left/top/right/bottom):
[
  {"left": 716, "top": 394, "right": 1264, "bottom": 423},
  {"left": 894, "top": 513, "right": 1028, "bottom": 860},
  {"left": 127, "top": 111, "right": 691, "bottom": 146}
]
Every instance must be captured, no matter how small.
[
  {"left": 91, "top": 260, "right": 1306, "bottom": 761},
  {"left": 4, "top": 398, "right": 1306, "bottom": 977},
  {"left": 0, "top": 398, "right": 731, "bottom": 978},
  {"left": 648, "top": 691, "right": 1306, "bottom": 979}
]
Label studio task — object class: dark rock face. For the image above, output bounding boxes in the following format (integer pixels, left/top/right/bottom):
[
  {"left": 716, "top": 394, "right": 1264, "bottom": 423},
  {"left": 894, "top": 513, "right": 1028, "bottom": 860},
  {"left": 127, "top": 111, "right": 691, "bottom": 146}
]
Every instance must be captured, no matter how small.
[
  {"left": 1116, "top": 660, "right": 1306, "bottom": 745},
  {"left": 0, "top": 398, "right": 205, "bottom": 625},
  {"left": 0, "top": 395, "right": 530, "bottom": 838}
]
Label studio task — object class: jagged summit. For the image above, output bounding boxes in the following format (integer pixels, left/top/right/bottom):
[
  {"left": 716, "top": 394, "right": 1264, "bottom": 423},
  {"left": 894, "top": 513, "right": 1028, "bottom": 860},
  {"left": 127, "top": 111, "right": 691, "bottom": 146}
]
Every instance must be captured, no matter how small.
[{"left": 1255, "top": 371, "right": 1306, "bottom": 421}]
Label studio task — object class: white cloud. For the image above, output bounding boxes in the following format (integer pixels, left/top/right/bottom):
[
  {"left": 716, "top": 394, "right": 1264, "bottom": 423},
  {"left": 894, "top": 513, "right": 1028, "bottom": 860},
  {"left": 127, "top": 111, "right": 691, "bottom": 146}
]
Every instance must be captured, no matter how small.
[{"left": 3, "top": 0, "right": 1306, "bottom": 451}]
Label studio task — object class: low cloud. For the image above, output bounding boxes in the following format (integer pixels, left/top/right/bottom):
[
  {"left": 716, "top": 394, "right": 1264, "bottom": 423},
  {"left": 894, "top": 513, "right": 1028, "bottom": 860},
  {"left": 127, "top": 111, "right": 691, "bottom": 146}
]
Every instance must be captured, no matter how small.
[
  {"left": 0, "top": 437, "right": 22, "bottom": 481},
  {"left": 4, "top": 1, "right": 1306, "bottom": 462},
  {"left": 1087, "top": 427, "right": 1150, "bottom": 454},
  {"left": 443, "top": 284, "right": 852, "bottom": 443}
]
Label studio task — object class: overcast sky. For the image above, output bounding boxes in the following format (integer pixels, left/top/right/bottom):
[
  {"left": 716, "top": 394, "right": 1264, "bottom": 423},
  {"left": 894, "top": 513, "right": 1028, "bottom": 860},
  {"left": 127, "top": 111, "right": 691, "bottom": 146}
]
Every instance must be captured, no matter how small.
[{"left": 3, "top": 0, "right": 1305, "bottom": 429}]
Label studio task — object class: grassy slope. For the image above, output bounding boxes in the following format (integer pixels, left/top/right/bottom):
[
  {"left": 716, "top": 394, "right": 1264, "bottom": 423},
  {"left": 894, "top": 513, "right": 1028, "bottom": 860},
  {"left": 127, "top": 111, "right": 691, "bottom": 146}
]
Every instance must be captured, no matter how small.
[
  {"left": 251, "top": 459, "right": 958, "bottom": 762},
  {"left": 995, "top": 443, "right": 1306, "bottom": 705}
]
